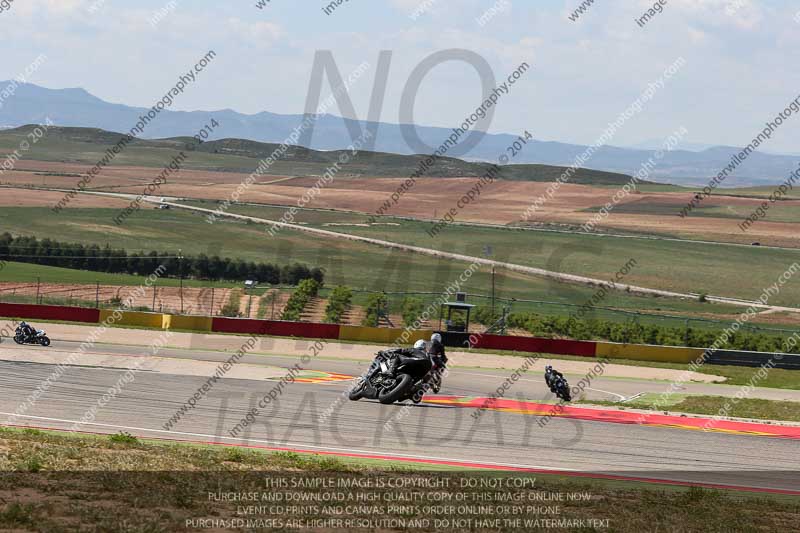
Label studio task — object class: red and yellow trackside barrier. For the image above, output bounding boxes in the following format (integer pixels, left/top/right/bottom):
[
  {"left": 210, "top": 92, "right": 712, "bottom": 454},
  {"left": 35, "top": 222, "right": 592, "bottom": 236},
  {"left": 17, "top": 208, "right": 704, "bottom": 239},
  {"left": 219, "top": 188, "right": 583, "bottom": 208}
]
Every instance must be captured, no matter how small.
[
  {"left": 0, "top": 303, "right": 790, "bottom": 367},
  {"left": 98, "top": 310, "right": 165, "bottom": 329},
  {"left": 210, "top": 317, "right": 340, "bottom": 339},
  {"left": 338, "top": 325, "right": 431, "bottom": 345},
  {"left": 595, "top": 342, "right": 704, "bottom": 364},
  {"left": 0, "top": 303, "right": 100, "bottom": 324},
  {"left": 164, "top": 314, "right": 213, "bottom": 331}
]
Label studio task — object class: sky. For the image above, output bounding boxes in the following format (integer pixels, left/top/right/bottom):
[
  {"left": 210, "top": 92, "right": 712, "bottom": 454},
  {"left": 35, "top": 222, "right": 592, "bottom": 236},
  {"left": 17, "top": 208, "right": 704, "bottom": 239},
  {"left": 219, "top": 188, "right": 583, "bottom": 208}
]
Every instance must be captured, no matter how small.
[{"left": 2, "top": 0, "right": 800, "bottom": 153}]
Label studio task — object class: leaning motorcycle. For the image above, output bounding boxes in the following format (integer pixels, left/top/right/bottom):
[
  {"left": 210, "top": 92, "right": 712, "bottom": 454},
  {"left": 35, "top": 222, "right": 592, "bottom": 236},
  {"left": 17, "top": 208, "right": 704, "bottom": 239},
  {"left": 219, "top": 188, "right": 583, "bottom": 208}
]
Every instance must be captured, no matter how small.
[
  {"left": 550, "top": 375, "right": 571, "bottom": 402},
  {"left": 14, "top": 326, "right": 51, "bottom": 347},
  {"left": 348, "top": 349, "right": 432, "bottom": 405},
  {"left": 428, "top": 360, "right": 445, "bottom": 394}
]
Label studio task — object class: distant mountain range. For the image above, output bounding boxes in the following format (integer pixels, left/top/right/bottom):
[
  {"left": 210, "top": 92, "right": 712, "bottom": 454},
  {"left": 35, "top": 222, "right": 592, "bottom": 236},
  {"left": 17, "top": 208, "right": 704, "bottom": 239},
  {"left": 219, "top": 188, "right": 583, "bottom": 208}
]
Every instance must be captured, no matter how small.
[{"left": 1, "top": 81, "right": 798, "bottom": 186}]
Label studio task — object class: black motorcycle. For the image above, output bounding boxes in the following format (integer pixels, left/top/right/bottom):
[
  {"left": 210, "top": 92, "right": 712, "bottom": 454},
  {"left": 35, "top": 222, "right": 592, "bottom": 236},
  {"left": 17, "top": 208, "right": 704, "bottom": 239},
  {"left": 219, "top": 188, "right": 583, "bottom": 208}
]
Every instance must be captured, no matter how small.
[
  {"left": 546, "top": 372, "right": 571, "bottom": 402},
  {"left": 348, "top": 349, "right": 433, "bottom": 405},
  {"left": 14, "top": 326, "right": 51, "bottom": 347},
  {"left": 428, "top": 359, "right": 446, "bottom": 394}
]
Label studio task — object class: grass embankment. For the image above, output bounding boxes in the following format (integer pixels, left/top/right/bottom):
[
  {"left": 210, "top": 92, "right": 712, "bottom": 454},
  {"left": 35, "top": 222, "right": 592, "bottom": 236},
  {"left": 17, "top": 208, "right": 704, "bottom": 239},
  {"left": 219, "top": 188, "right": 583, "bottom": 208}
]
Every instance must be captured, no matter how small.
[
  {"left": 0, "top": 427, "right": 797, "bottom": 532},
  {"left": 583, "top": 393, "right": 800, "bottom": 423}
]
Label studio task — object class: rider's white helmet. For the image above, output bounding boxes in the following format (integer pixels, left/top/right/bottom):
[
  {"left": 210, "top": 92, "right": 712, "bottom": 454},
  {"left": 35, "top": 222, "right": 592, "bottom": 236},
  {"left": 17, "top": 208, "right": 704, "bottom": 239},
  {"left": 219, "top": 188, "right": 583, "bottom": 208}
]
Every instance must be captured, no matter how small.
[
  {"left": 430, "top": 333, "right": 442, "bottom": 344},
  {"left": 413, "top": 339, "right": 427, "bottom": 350}
]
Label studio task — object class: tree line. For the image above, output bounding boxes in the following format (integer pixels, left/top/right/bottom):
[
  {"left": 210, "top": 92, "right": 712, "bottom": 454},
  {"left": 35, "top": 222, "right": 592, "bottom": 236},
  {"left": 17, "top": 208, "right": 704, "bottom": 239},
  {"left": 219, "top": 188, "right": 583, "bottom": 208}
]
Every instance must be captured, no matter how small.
[
  {"left": 0, "top": 233, "right": 324, "bottom": 285},
  {"left": 472, "top": 307, "right": 800, "bottom": 354}
]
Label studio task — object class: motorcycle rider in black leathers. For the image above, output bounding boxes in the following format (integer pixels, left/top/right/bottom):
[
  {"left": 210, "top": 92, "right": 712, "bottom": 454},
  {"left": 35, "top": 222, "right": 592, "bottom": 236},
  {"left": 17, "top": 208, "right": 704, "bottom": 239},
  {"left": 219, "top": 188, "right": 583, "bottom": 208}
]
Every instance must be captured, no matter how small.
[
  {"left": 544, "top": 365, "right": 564, "bottom": 393},
  {"left": 18, "top": 321, "right": 35, "bottom": 341},
  {"left": 388, "top": 339, "right": 432, "bottom": 375},
  {"left": 428, "top": 333, "right": 447, "bottom": 368}
]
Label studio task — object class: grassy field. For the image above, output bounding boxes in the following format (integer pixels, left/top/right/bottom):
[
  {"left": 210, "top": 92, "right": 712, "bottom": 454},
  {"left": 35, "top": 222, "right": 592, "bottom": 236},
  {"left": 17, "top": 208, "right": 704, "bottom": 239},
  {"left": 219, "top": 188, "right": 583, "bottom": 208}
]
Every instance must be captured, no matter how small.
[
  {"left": 583, "top": 198, "right": 800, "bottom": 225},
  {"left": 0, "top": 261, "right": 219, "bottom": 288},
  {"left": 0, "top": 427, "right": 796, "bottom": 532},
  {"left": 3, "top": 205, "right": 789, "bottom": 331},
  {"left": 220, "top": 202, "right": 800, "bottom": 308}
]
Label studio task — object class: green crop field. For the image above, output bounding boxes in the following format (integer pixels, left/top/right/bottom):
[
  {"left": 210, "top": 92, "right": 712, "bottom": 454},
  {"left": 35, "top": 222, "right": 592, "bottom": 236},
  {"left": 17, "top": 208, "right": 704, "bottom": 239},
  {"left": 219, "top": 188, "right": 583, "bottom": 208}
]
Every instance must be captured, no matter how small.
[
  {"left": 219, "top": 202, "right": 800, "bottom": 308},
  {"left": 2, "top": 204, "right": 796, "bottom": 334}
]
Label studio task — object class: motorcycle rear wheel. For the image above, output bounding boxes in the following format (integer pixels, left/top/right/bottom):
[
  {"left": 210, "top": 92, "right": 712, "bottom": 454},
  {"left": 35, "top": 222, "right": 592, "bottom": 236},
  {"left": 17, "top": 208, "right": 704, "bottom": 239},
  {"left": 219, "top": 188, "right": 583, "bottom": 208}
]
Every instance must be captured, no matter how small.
[
  {"left": 378, "top": 373, "right": 413, "bottom": 404},
  {"left": 13, "top": 335, "right": 24, "bottom": 345},
  {"left": 557, "top": 386, "right": 571, "bottom": 402}
]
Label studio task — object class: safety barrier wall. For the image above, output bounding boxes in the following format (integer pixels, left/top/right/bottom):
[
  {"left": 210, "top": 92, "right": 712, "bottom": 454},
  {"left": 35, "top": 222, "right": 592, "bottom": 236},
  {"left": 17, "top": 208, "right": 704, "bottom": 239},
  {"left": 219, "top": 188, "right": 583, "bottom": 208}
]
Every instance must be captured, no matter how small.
[
  {"left": 2, "top": 303, "right": 798, "bottom": 367},
  {"left": 166, "top": 315, "right": 213, "bottom": 332},
  {"left": 594, "top": 342, "right": 703, "bottom": 364},
  {"left": 0, "top": 303, "right": 100, "bottom": 324},
  {"left": 211, "top": 317, "right": 341, "bottom": 340},
  {"left": 339, "top": 325, "right": 431, "bottom": 345},
  {"left": 705, "top": 349, "right": 800, "bottom": 370},
  {"left": 98, "top": 310, "right": 165, "bottom": 329},
  {"left": 470, "top": 334, "right": 598, "bottom": 358}
]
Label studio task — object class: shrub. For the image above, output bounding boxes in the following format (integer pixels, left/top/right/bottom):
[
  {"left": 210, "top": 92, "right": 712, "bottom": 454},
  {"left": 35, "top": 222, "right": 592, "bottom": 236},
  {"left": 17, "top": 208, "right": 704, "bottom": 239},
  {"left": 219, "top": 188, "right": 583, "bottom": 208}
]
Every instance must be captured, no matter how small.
[
  {"left": 400, "top": 297, "right": 425, "bottom": 327},
  {"left": 282, "top": 279, "right": 321, "bottom": 321},
  {"left": 362, "top": 293, "right": 388, "bottom": 327},
  {"left": 220, "top": 290, "right": 242, "bottom": 317},
  {"left": 473, "top": 305, "right": 502, "bottom": 327},
  {"left": 108, "top": 432, "right": 139, "bottom": 446},
  {"left": 324, "top": 286, "right": 352, "bottom": 324}
]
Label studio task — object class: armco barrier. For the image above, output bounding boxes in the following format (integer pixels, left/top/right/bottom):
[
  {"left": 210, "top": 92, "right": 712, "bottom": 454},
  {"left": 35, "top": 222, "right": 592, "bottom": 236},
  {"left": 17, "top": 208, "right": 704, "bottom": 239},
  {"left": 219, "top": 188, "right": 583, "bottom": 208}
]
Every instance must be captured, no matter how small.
[
  {"left": 595, "top": 342, "right": 703, "bottom": 364},
  {"left": 0, "top": 303, "right": 99, "bottom": 324},
  {"left": 165, "top": 315, "right": 213, "bottom": 332},
  {"left": 706, "top": 349, "right": 800, "bottom": 370},
  {"left": 339, "top": 325, "right": 431, "bottom": 345},
  {"left": 99, "top": 310, "right": 165, "bottom": 329}
]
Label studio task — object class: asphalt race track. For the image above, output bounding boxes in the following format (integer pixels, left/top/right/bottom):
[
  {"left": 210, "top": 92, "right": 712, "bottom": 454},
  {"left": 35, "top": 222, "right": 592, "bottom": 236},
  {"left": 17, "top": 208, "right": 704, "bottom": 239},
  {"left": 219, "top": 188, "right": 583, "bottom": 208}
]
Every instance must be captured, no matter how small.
[{"left": 0, "top": 340, "right": 798, "bottom": 494}]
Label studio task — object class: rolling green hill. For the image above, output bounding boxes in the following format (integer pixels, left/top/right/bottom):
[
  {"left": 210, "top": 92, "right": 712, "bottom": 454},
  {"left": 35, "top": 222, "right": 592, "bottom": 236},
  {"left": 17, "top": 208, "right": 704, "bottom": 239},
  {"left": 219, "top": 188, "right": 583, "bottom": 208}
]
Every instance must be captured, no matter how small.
[{"left": 0, "top": 125, "right": 639, "bottom": 185}]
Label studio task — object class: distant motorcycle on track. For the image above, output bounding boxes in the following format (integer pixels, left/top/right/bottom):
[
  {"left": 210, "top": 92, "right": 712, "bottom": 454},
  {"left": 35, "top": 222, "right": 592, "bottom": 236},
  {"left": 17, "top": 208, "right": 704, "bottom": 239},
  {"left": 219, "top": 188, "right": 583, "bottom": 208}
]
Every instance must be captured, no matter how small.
[{"left": 545, "top": 365, "right": 571, "bottom": 402}]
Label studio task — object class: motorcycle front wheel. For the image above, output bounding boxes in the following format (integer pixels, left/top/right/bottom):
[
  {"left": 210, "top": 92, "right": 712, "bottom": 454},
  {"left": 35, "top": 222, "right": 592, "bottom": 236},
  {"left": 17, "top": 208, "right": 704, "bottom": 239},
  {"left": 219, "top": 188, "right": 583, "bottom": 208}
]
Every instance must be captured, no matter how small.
[
  {"left": 348, "top": 379, "right": 366, "bottom": 401},
  {"left": 378, "top": 374, "right": 413, "bottom": 404},
  {"left": 39, "top": 336, "right": 51, "bottom": 347}
]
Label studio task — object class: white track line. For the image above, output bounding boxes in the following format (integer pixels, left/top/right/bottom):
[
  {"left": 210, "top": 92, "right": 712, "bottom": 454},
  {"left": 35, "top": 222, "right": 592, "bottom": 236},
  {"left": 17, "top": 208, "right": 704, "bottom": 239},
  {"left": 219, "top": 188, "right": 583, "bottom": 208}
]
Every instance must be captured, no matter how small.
[
  {"left": 3, "top": 412, "right": 794, "bottom": 493},
  {"left": 0, "top": 411, "right": 576, "bottom": 472}
]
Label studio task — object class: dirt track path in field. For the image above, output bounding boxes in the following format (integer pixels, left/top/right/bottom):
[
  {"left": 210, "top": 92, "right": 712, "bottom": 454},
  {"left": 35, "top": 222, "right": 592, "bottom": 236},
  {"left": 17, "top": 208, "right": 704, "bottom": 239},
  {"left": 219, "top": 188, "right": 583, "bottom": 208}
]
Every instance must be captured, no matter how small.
[
  {"left": 146, "top": 196, "right": 800, "bottom": 314},
  {"left": 31, "top": 189, "right": 800, "bottom": 315}
]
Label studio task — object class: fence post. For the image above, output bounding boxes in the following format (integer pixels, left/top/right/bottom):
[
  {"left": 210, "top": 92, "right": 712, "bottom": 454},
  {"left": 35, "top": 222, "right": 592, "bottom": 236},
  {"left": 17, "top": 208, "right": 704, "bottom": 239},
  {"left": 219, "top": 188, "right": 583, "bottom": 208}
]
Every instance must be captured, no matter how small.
[
  {"left": 36, "top": 277, "right": 40, "bottom": 305},
  {"left": 684, "top": 318, "right": 690, "bottom": 345},
  {"left": 96, "top": 282, "right": 100, "bottom": 308},
  {"left": 210, "top": 287, "right": 215, "bottom": 317},
  {"left": 152, "top": 284, "right": 157, "bottom": 312}
]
